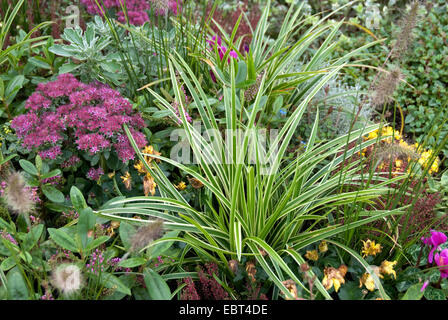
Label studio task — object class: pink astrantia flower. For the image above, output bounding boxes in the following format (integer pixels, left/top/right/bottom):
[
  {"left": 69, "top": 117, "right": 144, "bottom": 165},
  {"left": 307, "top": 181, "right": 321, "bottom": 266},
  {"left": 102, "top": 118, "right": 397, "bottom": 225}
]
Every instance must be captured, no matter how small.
[
  {"left": 421, "top": 230, "right": 447, "bottom": 263},
  {"left": 435, "top": 249, "right": 448, "bottom": 278}
]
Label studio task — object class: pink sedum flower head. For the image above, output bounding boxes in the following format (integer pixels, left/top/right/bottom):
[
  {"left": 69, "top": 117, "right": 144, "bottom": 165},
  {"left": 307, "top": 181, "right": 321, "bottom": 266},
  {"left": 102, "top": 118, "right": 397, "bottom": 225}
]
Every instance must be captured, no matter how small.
[
  {"left": 80, "top": 0, "right": 182, "bottom": 25},
  {"left": 11, "top": 74, "right": 147, "bottom": 164},
  {"left": 435, "top": 249, "right": 448, "bottom": 278},
  {"left": 421, "top": 230, "right": 447, "bottom": 263}
]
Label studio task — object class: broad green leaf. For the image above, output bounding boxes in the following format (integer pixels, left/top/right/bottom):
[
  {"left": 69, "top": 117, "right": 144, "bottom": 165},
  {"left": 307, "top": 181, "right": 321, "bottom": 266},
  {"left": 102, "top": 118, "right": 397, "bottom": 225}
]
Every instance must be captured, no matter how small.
[
  {"left": 23, "top": 224, "right": 44, "bottom": 251},
  {"left": 42, "top": 185, "right": 65, "bottom": 203},
  {"left": 144, "top": 268, "right": 171, "bottom": 300},
  {"left": 85, "top": 235, "right": 110, "bottom": 252},
  {"left": 117, "top": 257, "right": 146, "bottom": 268},
  {"left": 77, "top": 207, "right": 96, "bottom": 250},
  {"left": 401, "top": 283, "right": 425, "bottom": 300},
  {"left": 19, "top": 159, "right": 38, "bottom": 176},
  {"left": 48, "top": 228, "right": 78, "bottom": 252},
  {"left": 101, "top": 273, "right": 131, "bottom": 296},
  {"left": 70, "top": 186, "right": 88, "bottom": 211},
  {"left": 40, "top": 169, "right": 62, "bottom": 180},
  {"left": 1, "top": 257, "right": 16, "bottom": 271},
  {"left": 148, "top": 230, "right": 179, "bottom": 259},
  {"left": 6, "top": 267, "right": 29, "bottom": 300}
]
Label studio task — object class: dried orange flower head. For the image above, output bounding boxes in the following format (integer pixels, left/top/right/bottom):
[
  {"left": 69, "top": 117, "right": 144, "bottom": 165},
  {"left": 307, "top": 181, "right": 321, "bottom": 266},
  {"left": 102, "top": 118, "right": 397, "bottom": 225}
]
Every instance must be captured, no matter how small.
[
  {"left": 319, "top": 241, "right": 328, "bottom": 253},
  {"left": 322, "top": 266, "right": 346, "bottom": 292},
  {"left": 121, "top": 171, "right": 132, "bottom": 190},
  {"left": 281, "top": 279, "right": 299, "bottom": 300},
  {"left": 245, "top": 261, "right": 257, "bottom": 282},
  {"left": 305, "top": 250, "right": 319, "bottom": 261}
]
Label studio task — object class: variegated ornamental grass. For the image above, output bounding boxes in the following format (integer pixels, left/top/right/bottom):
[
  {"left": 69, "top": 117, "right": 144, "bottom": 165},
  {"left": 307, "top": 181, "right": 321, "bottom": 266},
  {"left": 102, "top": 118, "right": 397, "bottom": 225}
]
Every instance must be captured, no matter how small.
[{"left": 94, "top": 1, "right": 409, "bottom": 300}]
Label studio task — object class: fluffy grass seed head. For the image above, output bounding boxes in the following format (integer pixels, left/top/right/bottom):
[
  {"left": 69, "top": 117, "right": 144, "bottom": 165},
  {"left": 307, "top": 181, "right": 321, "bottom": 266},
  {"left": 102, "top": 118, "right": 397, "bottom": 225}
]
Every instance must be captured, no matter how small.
[
  {"left": 51, "top": 264, "right": 83, "bottom": 296},
  {"left": 3, "top": 172, "right": 35, "bottom": 215},
  {"left": 129, "top": 219, "right": 164, "bottom": 253}
]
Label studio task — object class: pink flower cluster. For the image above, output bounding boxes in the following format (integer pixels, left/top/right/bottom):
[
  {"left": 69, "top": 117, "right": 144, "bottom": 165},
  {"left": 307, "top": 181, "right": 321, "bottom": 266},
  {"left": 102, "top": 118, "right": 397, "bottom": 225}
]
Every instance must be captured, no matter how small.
[
  {"left": 87, "top": 249, "right": 106, "bottom": 274},
  {"left": 0, "top": 181, "right": 6, "bottom": 196},
  {"left": 86, "top": 167, "right": 104, "bottom": 181},
  {"left": 61, "top": 155, "right": 81, "bottom": 169},
  {"left": 87, "top": 250, "right": 132, "bottom": 275},
  {"left": 0, "top": 230, "right": 18, "bottom": 246},
  {"left": 109, "top": 257, "right": 131, "bottom": 273},
  {"left": 11, "top": 74, "right": 147, "bottom": 164},
  {"left": 62, "top": 210, "right": 79, "bottom": 221},
  {"left": 80, "top": 0, "right": 182, "bottom": 26},
  {"left": 25, "top": 186, "right": 41, "bottom": 204}
]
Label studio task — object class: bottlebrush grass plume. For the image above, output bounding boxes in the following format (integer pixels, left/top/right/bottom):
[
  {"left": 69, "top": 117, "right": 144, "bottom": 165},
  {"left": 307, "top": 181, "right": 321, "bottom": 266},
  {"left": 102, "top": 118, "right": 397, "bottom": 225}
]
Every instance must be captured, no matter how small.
[
  {"left": 129, "top": 219, "right": 164, "bottom": 252},
  {"left": 51, "top": 264, "right": 83, "bottom": 296},
  {"left": 371, "top": 67, "right": 403, "bottom": 107},
  {"left": 3, "top": 172, "right": 35, "bottom": 215},
  {"left": 392, "top": 1, "right": 421, "bottom": 60}
]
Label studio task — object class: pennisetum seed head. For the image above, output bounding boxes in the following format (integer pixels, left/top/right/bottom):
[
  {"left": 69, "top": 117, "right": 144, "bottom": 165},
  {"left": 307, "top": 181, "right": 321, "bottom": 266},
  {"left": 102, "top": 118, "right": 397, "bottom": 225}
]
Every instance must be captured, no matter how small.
[
  {"left": 392, "top": 1, "right": 422, "bottom": 60},
  {"left": 129, "top": 219, "right": 164, "bottom": 253},
  {"left": 51, "top": 264, "right": 83, "bottom": 296},
  {"left": 3, "top": 171, "right": 35, "bottom": 215},
  {"left": 371, "top": 67, "right": 403, "bottom": 107}
]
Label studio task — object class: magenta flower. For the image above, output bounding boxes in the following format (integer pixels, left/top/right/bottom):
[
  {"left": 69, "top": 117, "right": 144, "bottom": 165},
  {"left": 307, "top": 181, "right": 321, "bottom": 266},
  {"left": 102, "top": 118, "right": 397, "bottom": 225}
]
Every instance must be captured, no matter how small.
[
  {"left": 421, "top": 230, "right": 447, "bottom": 263},
  {"left": 435, "top": 249, "right": 448, "bottom": 278},
  {"left": 11, "top": 74, "right": 147, "bottom": 164},
  {"left": 420, "top": 280, "right": 429, "bottom": 292},
  {"left": 80, "top": 0, "right": 181, "bottom": 25},
  {"left": 207, "top": 35, "right": 238, "bottom": 63}
]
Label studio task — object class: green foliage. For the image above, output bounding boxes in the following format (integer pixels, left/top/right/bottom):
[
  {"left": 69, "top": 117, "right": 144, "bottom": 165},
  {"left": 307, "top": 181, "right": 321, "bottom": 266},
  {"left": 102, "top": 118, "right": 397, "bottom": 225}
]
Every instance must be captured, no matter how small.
[{"left": 96, "top": 2, "right": 410, "bottom": 300}]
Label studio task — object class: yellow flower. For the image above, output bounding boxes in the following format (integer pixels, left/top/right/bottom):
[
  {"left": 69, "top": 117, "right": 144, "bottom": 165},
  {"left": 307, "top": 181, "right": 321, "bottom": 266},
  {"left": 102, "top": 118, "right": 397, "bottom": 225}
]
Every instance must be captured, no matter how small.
[
  {"left": 365, "top": 129, "right": 379, "bottom": 141},
  {"left": 416, "top": 148, "right": 439, "bottom": 175},
  {"left": 359, "top": 273, "right": 376, "bottom": 291},
  {"left": 305, "top": 250, "right": 319, "bottom": 261},
  {"left": 318, "top": 241, "right": 328, "bottom": 253},
  {"left": 175, "top": 181, "right": 187, "bottom": 191},
  {"left": 142, "top": 145, "right": 161, "bottom": 163},
  {"left": 361, "top": 239, "right": 382, "bottom": 258},
  {"left": 121, "top": 171, "right": 132, "bottom": 190},
  {"left": 134, "top": 160, "right": 146, "bottom": 174},
  {"left": 322, "top": 265, "right": 347, "bottom": 292},
  {"left": 379, "top": 260, "right": 397, "bottom": 279}
]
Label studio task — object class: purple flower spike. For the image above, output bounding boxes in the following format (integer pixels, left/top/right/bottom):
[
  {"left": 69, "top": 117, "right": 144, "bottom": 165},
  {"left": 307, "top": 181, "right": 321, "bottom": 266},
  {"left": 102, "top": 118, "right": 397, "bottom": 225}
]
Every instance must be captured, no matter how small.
[
  {"left": 421, "top": 230, "right": 447, "bottom": 263},
  {"left": 420, "top": 280, "right": 430, "bottom": 292}
]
